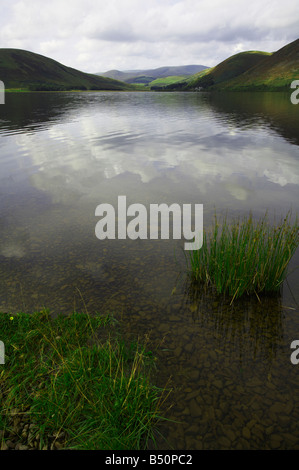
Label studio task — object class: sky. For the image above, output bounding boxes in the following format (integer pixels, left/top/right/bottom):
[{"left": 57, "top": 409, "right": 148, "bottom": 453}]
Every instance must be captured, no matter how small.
[{"left": 0, "top": 0, "right": 298, "bottom": 73}]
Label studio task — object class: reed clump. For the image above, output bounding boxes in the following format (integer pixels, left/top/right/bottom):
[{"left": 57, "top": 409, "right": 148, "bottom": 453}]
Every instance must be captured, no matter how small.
[{"left": 187, "top": 211, "right": 298, "bottom": 301}]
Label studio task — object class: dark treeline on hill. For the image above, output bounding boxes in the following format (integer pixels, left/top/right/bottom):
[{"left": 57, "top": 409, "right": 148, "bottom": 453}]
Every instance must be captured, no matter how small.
[
  {"left": 0, "top": 49, "right": 133, "bottom": 91},
  {"left": 163, "top": 38, "right": 299, "bottom": 92}
]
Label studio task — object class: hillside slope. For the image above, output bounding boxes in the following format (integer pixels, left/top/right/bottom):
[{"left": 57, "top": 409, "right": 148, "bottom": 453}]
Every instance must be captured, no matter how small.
[
  {"left": 0, "top": 49, "right": 132, "bottom": 91},
  {"left": 217, "top": 38, "right": 299, "bottom": 91},
  {"left": 184, "top": 51, "right": 271, "bottom": 90},
  {"left": 179, "top": 38, "right": 299, "bottom": 92}
]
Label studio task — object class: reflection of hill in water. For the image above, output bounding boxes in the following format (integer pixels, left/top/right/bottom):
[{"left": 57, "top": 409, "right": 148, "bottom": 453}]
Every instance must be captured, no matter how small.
[
  {"left": 183, "top": 280, "right": 285, "bottom": 368},
  {"left": 206, "top": 91, "right": 299, "bottom": 146},
  {"left": 0, "top": 93, "right": 81, "bottom": 134},
  {"left": 2, "top": 91, "right": 299, "bottom": 148}
]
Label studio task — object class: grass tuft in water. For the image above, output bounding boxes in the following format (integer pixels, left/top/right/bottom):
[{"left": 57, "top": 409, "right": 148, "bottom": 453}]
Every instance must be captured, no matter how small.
[
  {"left": 187, "top": 211, "right": 298, "bottom": 301},
  {"left": 0, "top": 310, "right": 169, "bottom": 450}
]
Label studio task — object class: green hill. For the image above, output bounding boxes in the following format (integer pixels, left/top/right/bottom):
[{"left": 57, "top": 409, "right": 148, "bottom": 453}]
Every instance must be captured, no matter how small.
[
  {"left": 0, "top": 49, "right": 133, "bottom": 91},
  {"left": 183, "top": 51, "right": 271, "bottom": 90},
  {"left": 217, "top": 38, "right": 299, "bottom": 91},
  {"left": 148, "top": 75, "right": 189, "bottom": 87},
  {"left": 179, "top": 38, "right": 299, "bottom": 92}
]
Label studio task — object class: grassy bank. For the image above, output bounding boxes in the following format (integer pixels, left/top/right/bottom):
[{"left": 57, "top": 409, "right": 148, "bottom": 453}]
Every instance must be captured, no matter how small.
[
  {"left": 187, "top": 211, "right": 298, "bottom": 302},
  {"left": 0, "top": 310, "right": 169, "bottom": 450}
]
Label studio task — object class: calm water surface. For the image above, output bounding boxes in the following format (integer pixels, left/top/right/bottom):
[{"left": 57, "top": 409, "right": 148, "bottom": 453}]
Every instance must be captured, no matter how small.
[{"left": 0, "top": 91, "right": 299, "bottom": 449}]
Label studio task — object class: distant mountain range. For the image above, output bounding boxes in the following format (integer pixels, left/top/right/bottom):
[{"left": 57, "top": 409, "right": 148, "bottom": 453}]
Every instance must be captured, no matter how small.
[
  {"left": 98, "top": 65, "right": 208, "bottom": 84},
  {"left": 167, "top": 38, "right": 299, "bottom": 92},
  {"left": 0, "top": 49, "right": 133, "bottom": 91}
]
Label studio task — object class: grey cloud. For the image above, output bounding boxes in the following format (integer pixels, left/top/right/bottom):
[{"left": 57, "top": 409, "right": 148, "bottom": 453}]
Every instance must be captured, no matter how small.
[
  {"left": 97, "top": 30, "right": 138, "bottom": 42},
  {"left": 0, "top": 0, "right": 298, "bottom": 72}
]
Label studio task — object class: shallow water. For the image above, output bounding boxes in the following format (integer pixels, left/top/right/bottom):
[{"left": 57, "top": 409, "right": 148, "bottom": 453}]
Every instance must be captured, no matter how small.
[{"left": 0, "top": 91, "right": 299, "bottom": 449}]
